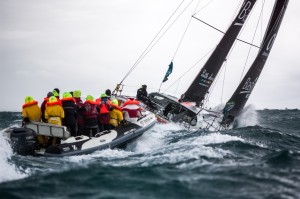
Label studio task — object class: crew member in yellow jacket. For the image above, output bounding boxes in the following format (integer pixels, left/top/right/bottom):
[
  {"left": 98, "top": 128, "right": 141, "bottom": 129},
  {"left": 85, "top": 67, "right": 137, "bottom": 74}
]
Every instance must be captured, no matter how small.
[
  {"left": 45, "top": 96, "right": 65, "bottom": 125},
  {"left": 45, "top": 96, "right": 65, "bottom": 145},
  {"left": 22, "top": 96, "right": 48, "bottom": 145},
  {"left": 22, "top": 96, "right": 41, "bottom": 124},
  {"left": 109, "top": 99, "right": 124, "bottom": 128}
]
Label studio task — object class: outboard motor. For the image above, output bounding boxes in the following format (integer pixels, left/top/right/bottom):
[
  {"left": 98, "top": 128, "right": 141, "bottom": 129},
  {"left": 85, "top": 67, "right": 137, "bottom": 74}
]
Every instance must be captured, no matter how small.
[{"left": 10, "top": 127, "right": 38, "bottom": 155}]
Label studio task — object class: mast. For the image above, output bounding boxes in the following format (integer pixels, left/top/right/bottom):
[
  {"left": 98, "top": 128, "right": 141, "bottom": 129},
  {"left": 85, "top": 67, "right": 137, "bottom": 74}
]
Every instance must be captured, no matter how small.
[
  {"left": 180, "top": 0, "right": 257, "bottom": 106},
  {"left": 222, "top": 0, "right": 289, "bottom": 125}
]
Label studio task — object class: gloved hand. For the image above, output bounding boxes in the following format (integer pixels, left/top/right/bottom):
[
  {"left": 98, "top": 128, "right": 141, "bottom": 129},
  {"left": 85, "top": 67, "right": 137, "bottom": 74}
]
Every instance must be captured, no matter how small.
[{"left": 120, "top": 119, "right": 127, "bottom": 126}]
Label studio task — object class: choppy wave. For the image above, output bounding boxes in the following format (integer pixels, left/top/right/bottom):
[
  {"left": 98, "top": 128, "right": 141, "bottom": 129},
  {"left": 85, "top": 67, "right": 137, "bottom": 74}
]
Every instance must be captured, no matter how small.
[
  {"left": 0, "top": 110, "right": 300, "bottom": 199},
  {"left": 0, "top": 131, "right": 28, "bottom": 183}
]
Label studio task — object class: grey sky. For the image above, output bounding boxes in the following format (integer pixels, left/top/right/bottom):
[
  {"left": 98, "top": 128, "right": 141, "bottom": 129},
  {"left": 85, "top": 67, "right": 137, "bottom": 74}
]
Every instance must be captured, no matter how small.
[{"left": 0, "top": 0, "right": 299, "bottom": 111}]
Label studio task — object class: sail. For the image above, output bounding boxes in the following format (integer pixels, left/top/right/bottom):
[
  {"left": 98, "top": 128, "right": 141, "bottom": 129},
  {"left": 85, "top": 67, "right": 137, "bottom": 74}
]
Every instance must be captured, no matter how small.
[
  {"left": 181, "top": 0, "right": 257, "bottom": 105},
  {"left": 222, "top": 0, "right": 289, "bottom": 125}
]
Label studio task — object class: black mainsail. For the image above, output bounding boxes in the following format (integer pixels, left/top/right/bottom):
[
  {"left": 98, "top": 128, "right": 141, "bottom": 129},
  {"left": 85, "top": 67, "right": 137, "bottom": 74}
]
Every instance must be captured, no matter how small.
[
  {"left": 181, "top": 0, "right": 257, "bottom": 105},
  {"left": 222, "top": 0, "right": 289, "bottom": 125}
]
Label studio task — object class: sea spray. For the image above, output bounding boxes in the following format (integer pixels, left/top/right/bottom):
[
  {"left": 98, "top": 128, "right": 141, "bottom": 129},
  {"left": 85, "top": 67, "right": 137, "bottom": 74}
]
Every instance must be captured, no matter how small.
[
  {"left": 1, "top": 110, "right": 300, "bottom": 199},
  {"left": 0, "top": 130, "right": 27, "bottom": 183},
  {"left": 128, "top": 123, "right": 184, "bottom": 153},
  {"left": 235, "top": 104, "right": 258, "bottom": 127}
]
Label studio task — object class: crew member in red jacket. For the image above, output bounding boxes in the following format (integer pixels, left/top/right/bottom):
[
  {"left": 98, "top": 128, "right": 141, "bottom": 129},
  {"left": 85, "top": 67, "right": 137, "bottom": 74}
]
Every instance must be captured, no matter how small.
[
  {"left": 98, "top": 93, "right": 111, "bottom": 132},
  {"left": 81, "top": 95, "right": 99, "bottom": 137}
]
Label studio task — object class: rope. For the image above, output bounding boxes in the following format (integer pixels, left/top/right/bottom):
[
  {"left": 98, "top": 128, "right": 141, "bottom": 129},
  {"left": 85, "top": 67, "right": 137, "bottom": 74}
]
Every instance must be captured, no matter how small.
[
  {"left": 220, "top": 61, "right": 227, "bottom": 105},
  {"left": 172, "top": 0, "right": 201, "bottom": 61},
  {"left": 159, "top": 0, "right": 201, "bottom": 92},
  {"left": 192, "top": 16, "right": 260, "bottom": 49},
  {"left": 163, "top": 47, "right": 214, "bottom": 93},
  {"left": 118, "top": 0, "right": 186, "bottom": 85},
  {"left": 194, "top": 0, "right": 215, "bottom": 15},
  {"left": 239, "top": 0, "right": 265, "bottom": 82},
  {"left": 199, "top": 0, "right": 249, "bottom": 110},
  {"left": 260, "top": 0, "right": 265, "bottom": 46}
]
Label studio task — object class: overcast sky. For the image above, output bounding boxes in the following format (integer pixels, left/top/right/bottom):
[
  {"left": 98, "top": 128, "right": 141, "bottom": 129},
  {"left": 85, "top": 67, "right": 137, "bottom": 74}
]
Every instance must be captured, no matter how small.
[{"left": 0, "top": 0, "right": 299, "bottom": 111}]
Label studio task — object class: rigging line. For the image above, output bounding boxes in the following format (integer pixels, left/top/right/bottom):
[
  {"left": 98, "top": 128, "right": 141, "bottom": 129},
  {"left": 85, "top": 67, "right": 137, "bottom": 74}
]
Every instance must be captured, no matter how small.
[
  {"left": 118, "top": 0, "right": 186, "bottom": 85},
  {"left": 239, "top": 0, "right": 266, "bottom": 82},
  {"left": 205, "top": 0, "right": 259, "bottom": 102},
  {"left": 201, "top": 0, "right": 256, "bottom": 110},
  {"left": 203, "top": 58, "right": 225, "bottom": 109},
  {"left": 142, "top": 0, "right": 194, "bottom": 64},
  {"left": 175, "top": 78, "right": 181, "bottom": 95},
  {"left": 124, "top": 0, "right": 194, "bottom": 87},
  {"left": 260, "top": 0, "right": 265, "bottom": 45},
  {"left": 194, "top": 0, "right": 215, "bottom": 15},
  {"left": 172, "top": 0, "right": 201, "bottom": 61},
  {"left": 192, "top": 16, "right": 260, "bottom": 49},
  {"left": 129, "top": 0, "right": 196, "bottom": 94},
  {"left": 202, "top": 1, "right": 252, "bottom": 109},
  {"left": 162, "top": 47, "right": 215, "bottom": 93},
  {"left": 220, "top": 60, "right": 227, "bottom": 105}
]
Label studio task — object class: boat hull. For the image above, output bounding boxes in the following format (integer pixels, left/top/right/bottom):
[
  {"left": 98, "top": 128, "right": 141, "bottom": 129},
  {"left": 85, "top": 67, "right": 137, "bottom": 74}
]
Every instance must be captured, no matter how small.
[{"left": 4, "top": 111, "right": 156, "bottom": 157}]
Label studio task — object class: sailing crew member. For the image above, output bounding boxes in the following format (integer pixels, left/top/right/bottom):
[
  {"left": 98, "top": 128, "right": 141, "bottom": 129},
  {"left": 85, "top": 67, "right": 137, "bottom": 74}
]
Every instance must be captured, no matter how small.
[
  {"left": 61, "top": 92, "right": 77, "bottom": 137},
  {"left": 52, "top": 88, "right": 60, "bottom": 100},
  {"left": 105, "top": 89, "right": 112, "bottom": 100},
  {"left": 82, "top": 95, "right": 99, "bottom": 137},
  {"left": 136, "top": 85, "right": 155, "bottom": 109},
  {"left": 22, "top": 96, "right": 48, "bottom": 146},
  {"left": 73, "top": 90, "right": 84, "bottom": 136},
  {"left": 109, "top": 99, "right": 124, "bottom": 128},
  {"left": 121, "top": 97, "right": 142, "bottom": 123},
  {"left": 98, "top": 93, "right": 111, "bottom": 132},
  {"left": 22, "top": 96, "right": 41, "bottom": 125},
  {"left": 136, "top": 85, "right": 148, "bottom": 102},
  {"left": 45, "top": 96, "right": 65, "bottom": 145},
  {"left": 41, "top": 92, "right": 53, "bottom": 122}
]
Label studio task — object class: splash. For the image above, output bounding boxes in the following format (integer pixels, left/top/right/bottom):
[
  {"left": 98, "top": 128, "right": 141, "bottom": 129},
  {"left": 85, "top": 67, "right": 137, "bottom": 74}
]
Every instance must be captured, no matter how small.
[
  {"left": 128, "top": 123, "right": 184, "bottom": 153},
  {"left": 235, "top": 104, "right": 258, "bottom": 127},
  {"left": 67, "top": 123, "right": 186, "bottom": 166},
  {"left": 192, "top": 132, "right": 244, "bottom": 145},
  {"left": 0, "top": 129, "right": 28, "bottom": 183}
]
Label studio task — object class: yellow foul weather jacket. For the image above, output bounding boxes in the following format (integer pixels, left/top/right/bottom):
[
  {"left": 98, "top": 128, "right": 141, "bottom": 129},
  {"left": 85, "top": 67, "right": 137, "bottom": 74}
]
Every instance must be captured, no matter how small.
[
  {"left": 45, "top": 101, "right": 65, "bottom": 125},
  {"left": 22, "top": 101, "right": 41, "bottom": 122},
  {"left": 109, "top": 108, "right": 123, "bottom": 127}
]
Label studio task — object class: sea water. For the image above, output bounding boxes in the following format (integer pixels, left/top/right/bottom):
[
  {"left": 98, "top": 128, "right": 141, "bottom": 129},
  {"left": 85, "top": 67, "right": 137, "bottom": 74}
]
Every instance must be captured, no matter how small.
[{"left": 0, "top": 109, "right": 300, "bottom": 199}]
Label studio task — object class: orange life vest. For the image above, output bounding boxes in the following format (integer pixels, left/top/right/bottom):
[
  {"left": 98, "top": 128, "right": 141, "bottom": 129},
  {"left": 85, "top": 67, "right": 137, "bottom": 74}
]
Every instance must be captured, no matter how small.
[
  {"left": 99, "top": 102, "right": 110, "bottom": 114},
  {"left": 22, "top": 101, "right": 38, "bottom": 109},
  {"left": 61, "top": 97, "right": 76, "bottom": 103},
  {"left": 121, "top": 100, "right": 140, "bottom": 108},
  {"left": 46, "top": 100, "right": 62, "bottom": 107}
]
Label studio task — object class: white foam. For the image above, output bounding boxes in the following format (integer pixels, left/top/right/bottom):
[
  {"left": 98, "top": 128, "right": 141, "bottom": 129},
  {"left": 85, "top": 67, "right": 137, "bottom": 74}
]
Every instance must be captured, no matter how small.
[
  {"left": 67, "top": 123, "right": 186, "bottom": 166},
  {"left": 191, "top": 132, "right": 244, "bottom": 145},
  {"left": 0, "top": 130, "right": 28, "bottom": 183},
  {"left": 67, "top": 148, "right": 134, "bottom": 163},
  {"left": 52, "top": 124, "right": 245, "bottom": 169},
  {"left": 131, "top": 130, "right": 243, "bottom": 167},
  {"left": 235, "top": 104, "right": 258, "bottom": 127},
  {"left": 128, "top": 123, "right": 183, "bottom": 153}
]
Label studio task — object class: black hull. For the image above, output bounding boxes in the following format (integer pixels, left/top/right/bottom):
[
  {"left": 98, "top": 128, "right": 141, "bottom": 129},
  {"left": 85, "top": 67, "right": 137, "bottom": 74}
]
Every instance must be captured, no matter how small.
[{"left": 147, "top": 92, "right": 199, "bottom": 126}]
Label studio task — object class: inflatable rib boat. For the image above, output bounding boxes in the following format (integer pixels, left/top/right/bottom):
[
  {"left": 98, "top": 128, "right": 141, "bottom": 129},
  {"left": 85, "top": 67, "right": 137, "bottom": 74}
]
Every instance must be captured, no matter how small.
[{"left": 4, "top": 111, "right": 156, "bottom": 157}]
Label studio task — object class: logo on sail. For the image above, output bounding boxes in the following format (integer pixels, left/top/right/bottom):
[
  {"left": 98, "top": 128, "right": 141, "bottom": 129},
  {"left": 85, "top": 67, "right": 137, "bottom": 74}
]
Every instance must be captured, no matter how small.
[
  {"left": 240, "top": 77, "right": 258, "bottom": 98},
  {"left": 263, "top": 33, "right": 277, "bottom": 57},
  {"left": 199, "top": 69, "right": 214, "bottom": 87},
  {"left": 235, "top": 1, "right": 253, "bottom": 26},
  {"left": 223, "top": 101, "right": 235, "bottom": 114}
]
